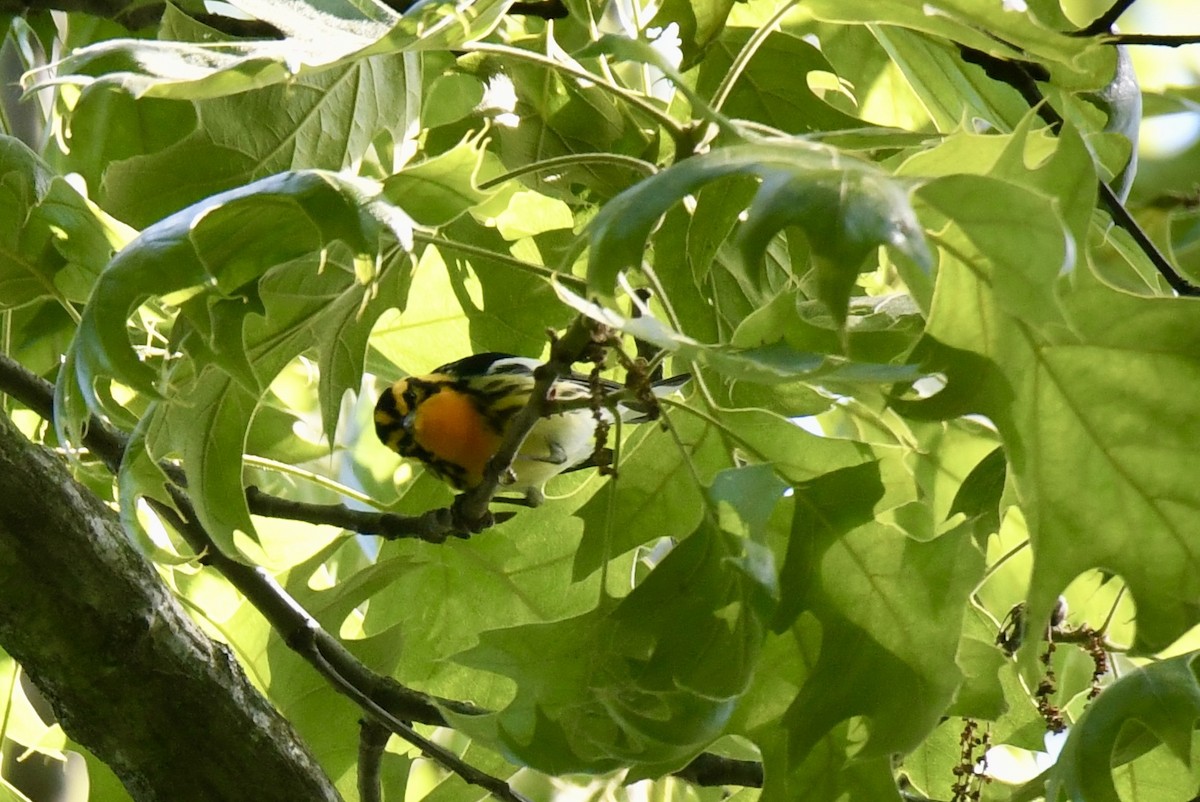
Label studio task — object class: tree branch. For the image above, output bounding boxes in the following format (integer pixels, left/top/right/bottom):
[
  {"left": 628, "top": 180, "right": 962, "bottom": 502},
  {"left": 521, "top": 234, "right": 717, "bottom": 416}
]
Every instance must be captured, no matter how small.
[
  {"left": 1102, "top": 33, "right": 1200, "bottom": 47},
  {"left": 358, "top": 719, "right": 390, "bottom": 802},
  {"left": 0, "top": 410, "right": 341, "bottom": 801},
  {"left": 1077, "top": 0, "right": 1139, "bottom": 37},
  {"left": 243, "top": 486, "right": 491, "bottom": 542},
  {"left": 0, "top": 354, "right": 522, "bottom": 796},
  {"left": 0, "top": 351, "right": 767, "bottom": 792}
]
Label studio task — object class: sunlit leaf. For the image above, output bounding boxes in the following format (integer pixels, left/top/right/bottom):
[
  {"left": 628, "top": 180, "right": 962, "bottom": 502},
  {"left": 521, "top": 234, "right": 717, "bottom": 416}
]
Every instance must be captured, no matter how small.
[
  {"left": 0, "top": 137, "right": 122, "bottom": 310},
  {"left": 31, "top": 0, "right": 512, "bottom": 100},
  {"left": 450, "top": 471, "right": 777, "bottom": 774},
  {"left": 1048, "top": 652, "right": 1200, "bottom": 802},
  {"left": 54, "top": 169, "right": 409, "bottom": 442},
  {"left": 586, "top": 141, "right": 931, "bottom": 324}
]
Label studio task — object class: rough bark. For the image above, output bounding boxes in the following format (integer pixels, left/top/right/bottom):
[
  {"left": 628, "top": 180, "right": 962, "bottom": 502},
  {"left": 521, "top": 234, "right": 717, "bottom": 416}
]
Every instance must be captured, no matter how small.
[{"left": 0, "top": 410, "right": 341, "bottom": 802}]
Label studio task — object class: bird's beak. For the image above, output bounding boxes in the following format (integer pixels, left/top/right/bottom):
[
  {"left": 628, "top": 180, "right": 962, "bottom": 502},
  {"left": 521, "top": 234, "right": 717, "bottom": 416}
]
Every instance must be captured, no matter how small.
[{"left": 401, "top": 410, "right": 416, "bottom": 433}]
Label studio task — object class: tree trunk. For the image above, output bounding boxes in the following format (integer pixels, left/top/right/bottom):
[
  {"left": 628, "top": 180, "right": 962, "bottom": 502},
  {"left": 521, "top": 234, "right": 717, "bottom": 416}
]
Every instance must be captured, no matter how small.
[{"left": 0, "top": 410, "right": 342, "bottom": 802}]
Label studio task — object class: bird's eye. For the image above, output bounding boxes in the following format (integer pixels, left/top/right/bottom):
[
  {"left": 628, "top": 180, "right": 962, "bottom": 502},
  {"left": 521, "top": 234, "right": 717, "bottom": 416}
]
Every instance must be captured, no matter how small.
[{"left": 401, "top": 386, "right": 418, "bottom": 411}]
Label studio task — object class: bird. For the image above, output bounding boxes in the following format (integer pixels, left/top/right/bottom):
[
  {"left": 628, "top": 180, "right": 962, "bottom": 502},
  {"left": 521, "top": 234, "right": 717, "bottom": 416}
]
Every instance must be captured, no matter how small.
[{"left": 373, "top": 352, "right": 688, "bottom": 498}]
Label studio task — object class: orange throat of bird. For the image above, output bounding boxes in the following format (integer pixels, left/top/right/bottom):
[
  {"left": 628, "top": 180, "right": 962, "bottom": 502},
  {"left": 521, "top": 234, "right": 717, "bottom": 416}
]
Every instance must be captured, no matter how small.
[{"left": 412, "top": 388, "right": 503, "bottom": 487}]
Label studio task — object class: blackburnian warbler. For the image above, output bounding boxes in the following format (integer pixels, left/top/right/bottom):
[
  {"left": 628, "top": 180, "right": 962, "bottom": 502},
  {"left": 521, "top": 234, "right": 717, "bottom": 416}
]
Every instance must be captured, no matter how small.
[{"left": 373, "top": 352, "right": 687, "bottom": 494}]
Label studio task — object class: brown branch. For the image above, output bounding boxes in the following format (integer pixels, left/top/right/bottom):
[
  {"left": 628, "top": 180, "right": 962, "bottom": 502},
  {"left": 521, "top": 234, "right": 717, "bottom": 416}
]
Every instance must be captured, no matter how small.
[
  {"left": 0, "top": 353, "right": 523, "bottom": 797},
  {"left": 1102, "top": 33, "right": 1200, "bottom": 47},
  {"left": 0, "top": 410, "right": 342, "bottom": 801},
  {"left": 0, "top": 350, "right": 767, "bottom": 791},
  {"left": 150, "top": 485, "right": 526, "bottom": 800},
  {"left": 243, "top": 486, "right": 482, "bottom": 543},
  {"left": 358, "top": 719, "right": 390, "bottom": 802},
  {"left": 1077, "top": 0, "right": 1139, "bottom": 36}
]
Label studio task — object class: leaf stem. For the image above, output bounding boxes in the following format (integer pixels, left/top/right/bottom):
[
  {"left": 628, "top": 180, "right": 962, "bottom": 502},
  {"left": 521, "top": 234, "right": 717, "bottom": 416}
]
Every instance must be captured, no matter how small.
[
  {"left": 242, "top": 454, "right": 377, "bottom": 508},
  {"left": 414, "top": 232, "right": 587, "bottom": 291},
  {"left": 710, "top": 0, "right": 799, "bottom": 114},
  {"left": 981, "top": 539, "right": 1029, "bottom": 585},
  {"left": 956, "top": 44, "right": 1200, "bottom": 296},
  {"left": 660, "top": 399, "right": 770, "bottom": 464},
  {"left": 477, "top": 152, "right": 657, "bottom": 190},
  {"left": 1098, "top": 584, "right": 1127, "bottom": 634},
  {"left": 461, "top": 41, "right": 686, "bottom": 141}
]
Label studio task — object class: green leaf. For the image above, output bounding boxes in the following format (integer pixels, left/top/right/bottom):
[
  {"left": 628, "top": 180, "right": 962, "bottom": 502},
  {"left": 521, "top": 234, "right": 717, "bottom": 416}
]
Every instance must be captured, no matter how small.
[
  {"left": 1048, "top": 652, "right": 1200, "bottom": 802},
  {"left": 55, "top": 169, "right": 408, "bottom": 442},
  {"left": 465, "top": 39, "right": 656, "bottom": 201},
  {"left": 450, "top": 503, "right": 775, "bottom": 775},
  {"left": 156, "top": 365, "right": 260, "bottom": 548},
  {"left": 355, "top": 497, "right": 605, "bottom": 697},
  {"left": 61, "top": 85, "right": 198, "bottom": 194},
  {"left": 905, "top": 235, "right": 1200, "bottom": 654},
  {"left": 0, "top": 137, "right": 122, "bottom": 310},
  {"left": 555, "top": 283, "right": 928, "bottom": 387},
  {"left": 917, "top": 174, "right": 1071, "bottom": 327},
  {"left": 572, "top": 411, "right": 722, "bottom": 580},
  {"left": 870, "top": 26, "right": 1030, "bottom": 133},
  {"left": 774, "top": 462, "right": 886, "bottom": 629},
  {"left": 35, "top": 0, "right": 511, "bottom": 100},
  {"left": 436, "top": 219, "right": 575, "bottom": 356},
  {"left": 805, "top": 0, "right": 1114, "bottom": 92},
  {"left": 695, "top": 24, "right": 865, "bottom": 133},
  {"left": 782, "top": 522, "right": 984, "bottom": 762},
  {"left": 730, "top": 620, "right": 903, "bottom": 802},
  {"left": 948, "top": 446, "right": 1005, "bottom": 537},
  {"left": 381, "top": 133, "right": 495, "bottom": 226},
  {"left": 101, "top": 54, "right": 420, "bottom": 227},
  {"left": 586, "top": 141, "right": 931, "bottom": 325},
  {"left": 649, "top": 0, "right": 735, "bottom": 70}
]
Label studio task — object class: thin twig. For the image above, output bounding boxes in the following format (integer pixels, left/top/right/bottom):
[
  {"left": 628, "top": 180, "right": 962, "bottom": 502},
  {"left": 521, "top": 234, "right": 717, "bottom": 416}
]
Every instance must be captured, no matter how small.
[
  {"left": 300, "top": 633, "right": 532, "bottom": 802},
  {"left": 980, "top": 539, "right": 1029, "bottom": 586},
  {"left": 358, "top": 718, "right": 390, "bottom": 802},
  {"left": 675, "top": 754, "right": 763, "bottom": 788},
  {"left": 1052, "top": 624, "right": 1128, "bottom": 653},
  {"left": 956, "top": 45, "right": 1200, "bottom": 297},
  {"left": 1101, "top": 33, "right": 1200, "bottom": 47},
  {"left": 1098, "top": 584, "right": 1127, "bottom": 634},
  {"left": 709, "top": 0, "right": 799, "bottom": 114},
  {"left": 413, "top": 232, "right": 588, "bottom": 292},
  {"left": 1077, "top": 0, "right": 1139, "bottom": 36},
  {"left": 243, "top": 486, "right": 477, "bottom": 542},
  {"left": 148, "top": 490, "right": 528, "bottom": 801}
]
